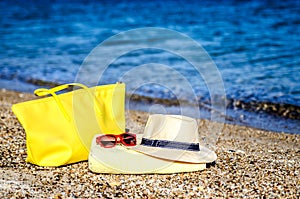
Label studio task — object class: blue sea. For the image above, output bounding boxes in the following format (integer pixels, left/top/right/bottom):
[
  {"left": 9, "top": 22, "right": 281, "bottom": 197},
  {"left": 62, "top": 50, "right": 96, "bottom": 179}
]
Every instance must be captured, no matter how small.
[{"left": 1, "top": 0, "right": 300, "bottom": 133}]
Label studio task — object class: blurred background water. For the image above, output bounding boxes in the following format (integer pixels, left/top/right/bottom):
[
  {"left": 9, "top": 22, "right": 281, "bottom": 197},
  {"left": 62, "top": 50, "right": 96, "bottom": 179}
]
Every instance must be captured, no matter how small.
[{"left": 0, "top": 0, "right": 299, "bottom": 133}]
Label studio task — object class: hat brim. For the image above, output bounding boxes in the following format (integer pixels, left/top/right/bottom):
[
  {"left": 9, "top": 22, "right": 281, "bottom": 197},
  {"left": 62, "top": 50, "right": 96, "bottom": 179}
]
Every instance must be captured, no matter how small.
[
  {"left": 130, "top": 135, "right": 217, "bottom": 164},
  {"left": 88, "top": 134, "right": 208, "bottom": 174}
]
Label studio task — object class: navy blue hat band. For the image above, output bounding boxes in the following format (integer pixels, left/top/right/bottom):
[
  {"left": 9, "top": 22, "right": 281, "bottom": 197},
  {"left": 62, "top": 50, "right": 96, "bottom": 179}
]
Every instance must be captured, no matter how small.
[{"left": 140, "top": 138, "right": 200, "bottom": 151}]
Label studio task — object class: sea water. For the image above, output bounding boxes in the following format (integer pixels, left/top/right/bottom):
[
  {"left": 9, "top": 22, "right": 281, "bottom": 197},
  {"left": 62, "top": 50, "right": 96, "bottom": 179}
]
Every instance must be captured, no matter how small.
[{"left": 1, "top": 0, "right": 299, "bottom": 133}]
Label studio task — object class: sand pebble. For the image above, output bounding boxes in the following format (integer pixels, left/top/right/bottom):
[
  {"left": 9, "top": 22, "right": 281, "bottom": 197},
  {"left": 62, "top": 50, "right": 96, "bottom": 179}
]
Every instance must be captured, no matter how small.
[{"left": 0, "top": 89, "right": 299, "bottom": 198}]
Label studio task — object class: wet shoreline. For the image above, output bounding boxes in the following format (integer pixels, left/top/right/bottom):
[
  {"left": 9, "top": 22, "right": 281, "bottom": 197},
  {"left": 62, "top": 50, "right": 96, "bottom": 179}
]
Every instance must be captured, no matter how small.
[
  {"left": 127, "top": 94, "right": 300, "bottom": 134},
  {"left": 2, "top": 77, "right": 300, "bottom": 134}
]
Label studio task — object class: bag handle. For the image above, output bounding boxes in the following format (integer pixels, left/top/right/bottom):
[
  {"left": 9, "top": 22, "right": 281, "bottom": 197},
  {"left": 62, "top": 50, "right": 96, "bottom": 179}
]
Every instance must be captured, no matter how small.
[{"left": 34, "top": 83, "right": 102, "bottom": 121}]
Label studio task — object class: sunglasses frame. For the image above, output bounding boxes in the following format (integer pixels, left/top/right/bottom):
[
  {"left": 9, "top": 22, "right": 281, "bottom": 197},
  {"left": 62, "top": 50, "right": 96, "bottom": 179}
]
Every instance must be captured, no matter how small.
[{"left": 96, "top": 133, "right": 137, "bottom": 148}]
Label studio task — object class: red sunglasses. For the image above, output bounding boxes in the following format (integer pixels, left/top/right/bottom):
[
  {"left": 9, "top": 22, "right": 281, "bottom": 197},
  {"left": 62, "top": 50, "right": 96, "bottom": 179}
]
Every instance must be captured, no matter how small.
[{"left": 96, "top": 133, "right": 137, "bottom": 148}]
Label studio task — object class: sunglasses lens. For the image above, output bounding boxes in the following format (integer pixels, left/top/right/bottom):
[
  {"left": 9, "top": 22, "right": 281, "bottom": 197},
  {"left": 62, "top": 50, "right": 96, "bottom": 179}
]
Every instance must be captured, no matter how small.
[
  {"left": 96, "top": 135, "right": 116, "bottom": 148},
  {"left": 121, "top": 133, "right": 136, "bottom": 146}
]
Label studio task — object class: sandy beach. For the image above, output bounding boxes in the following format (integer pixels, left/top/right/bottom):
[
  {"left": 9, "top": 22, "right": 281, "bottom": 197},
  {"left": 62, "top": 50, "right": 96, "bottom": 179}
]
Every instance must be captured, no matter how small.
[{"left": 0, "top": 88, "right": 299, "bottom": 198}]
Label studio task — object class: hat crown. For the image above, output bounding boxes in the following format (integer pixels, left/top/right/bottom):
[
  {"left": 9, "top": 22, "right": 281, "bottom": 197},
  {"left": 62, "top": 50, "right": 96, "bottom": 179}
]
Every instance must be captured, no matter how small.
[{"left": 143, "top": 114, "right": 199, "bottom": 143}]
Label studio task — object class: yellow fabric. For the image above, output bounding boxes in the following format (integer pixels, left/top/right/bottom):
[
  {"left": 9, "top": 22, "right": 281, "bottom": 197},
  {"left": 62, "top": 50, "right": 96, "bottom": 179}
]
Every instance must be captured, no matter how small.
[
  {"left": 12, "top": 83, "right": 125, "bottom": 166},
  {"left": 88, "top": 134, "right": 208, "bottom": 174},
  {"left": 89, "top": 149, "right": 207, "bottom": 174}
]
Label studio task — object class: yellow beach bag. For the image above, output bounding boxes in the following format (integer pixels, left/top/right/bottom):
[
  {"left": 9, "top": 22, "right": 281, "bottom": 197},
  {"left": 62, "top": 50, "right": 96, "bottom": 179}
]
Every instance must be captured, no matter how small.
[{"left": 12, "top": 82, "right": 125, "bottom": 166}]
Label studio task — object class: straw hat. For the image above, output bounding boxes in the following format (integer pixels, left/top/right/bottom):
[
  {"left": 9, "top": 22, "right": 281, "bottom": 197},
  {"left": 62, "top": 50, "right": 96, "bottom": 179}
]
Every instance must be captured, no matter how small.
[
  {"left": 88, "top": 114, "right": 216, "bottom": 174},
  {"left": 130, "top": 114, "right": 217, "bottom": 163},
  {"left": 89, "top": 133, "right": 210, "bottom": 174}
]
